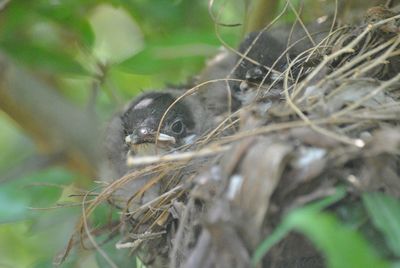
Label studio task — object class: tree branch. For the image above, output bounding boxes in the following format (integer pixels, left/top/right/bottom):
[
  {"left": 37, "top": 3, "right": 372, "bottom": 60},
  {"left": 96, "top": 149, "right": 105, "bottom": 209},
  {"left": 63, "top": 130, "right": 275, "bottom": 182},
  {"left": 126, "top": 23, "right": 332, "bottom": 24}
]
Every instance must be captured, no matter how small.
[{"left": 0, "top": 53, "right": 101, "bottom": 176}]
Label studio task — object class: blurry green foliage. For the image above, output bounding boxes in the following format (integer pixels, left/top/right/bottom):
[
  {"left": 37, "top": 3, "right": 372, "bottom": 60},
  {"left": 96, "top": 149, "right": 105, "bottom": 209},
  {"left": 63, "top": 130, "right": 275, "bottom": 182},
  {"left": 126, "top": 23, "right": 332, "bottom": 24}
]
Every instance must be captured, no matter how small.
[
  {"left": 0, "top": 1, "right": 240, "bottom": 267},
  {"left": 0, "top": 115, "right": 34, "bottom": 172},
  {"left": 252, "top": 187, "right": 347, "bottom": 265},
  {"left": 253, "top": 188, "right": 398, "bottom": 268},
  {"left": 363, "top": 192, "right": 400, "bottom": 258},
  {"left": 118, "top": 31, "right": 234, "bottom": 75},
  {"left": 0, "top": 167, "right": 81, "bottom": 267},
  {"left": 286, "top": 208, "right": 388, "bottom": 268},
  {"left": 0, "top": 0, "right": 240, "bottom": 100}
]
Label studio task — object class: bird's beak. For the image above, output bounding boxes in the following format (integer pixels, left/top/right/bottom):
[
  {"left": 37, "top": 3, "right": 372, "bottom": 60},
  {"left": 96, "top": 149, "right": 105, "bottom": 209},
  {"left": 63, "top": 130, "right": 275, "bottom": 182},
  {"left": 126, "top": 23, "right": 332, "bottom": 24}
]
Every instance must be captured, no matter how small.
[
  {"left": 125, "top": 134, "right": 139, "bottom": 145},
  {"left": 125, "top": 132, "right": 175, "bottom": 145},
  {"left": 156, "top": 133, "right": 176, "bottom": 144}
]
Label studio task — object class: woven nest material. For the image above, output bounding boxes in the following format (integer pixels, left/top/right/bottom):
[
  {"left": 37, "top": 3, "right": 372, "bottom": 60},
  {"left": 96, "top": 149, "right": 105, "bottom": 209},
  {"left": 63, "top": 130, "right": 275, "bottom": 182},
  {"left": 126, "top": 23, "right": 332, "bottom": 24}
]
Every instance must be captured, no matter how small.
[{"left": 78, "top": 7, "right": 400, "bottom": 268}]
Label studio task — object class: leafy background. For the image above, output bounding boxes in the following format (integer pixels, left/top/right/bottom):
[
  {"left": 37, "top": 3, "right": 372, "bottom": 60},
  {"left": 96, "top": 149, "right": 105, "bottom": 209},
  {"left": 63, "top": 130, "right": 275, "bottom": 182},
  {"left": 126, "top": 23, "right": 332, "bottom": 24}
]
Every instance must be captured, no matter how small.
[
  {"left": 0, "top": 0, "right": 399, "bottom": 267},
  {"left": 0, "top": 1, "right": 241, "bottom": 267}
]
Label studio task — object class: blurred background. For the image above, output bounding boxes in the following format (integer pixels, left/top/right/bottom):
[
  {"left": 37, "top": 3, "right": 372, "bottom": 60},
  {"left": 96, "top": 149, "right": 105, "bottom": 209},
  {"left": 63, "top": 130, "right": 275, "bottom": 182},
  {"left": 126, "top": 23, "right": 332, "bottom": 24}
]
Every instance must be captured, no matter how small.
[
  {"left": 0, "top": 0, "right": 393, "bottom": 267},
  {"left": 0, "top": 1, "right": 243, "bottom": 267}
]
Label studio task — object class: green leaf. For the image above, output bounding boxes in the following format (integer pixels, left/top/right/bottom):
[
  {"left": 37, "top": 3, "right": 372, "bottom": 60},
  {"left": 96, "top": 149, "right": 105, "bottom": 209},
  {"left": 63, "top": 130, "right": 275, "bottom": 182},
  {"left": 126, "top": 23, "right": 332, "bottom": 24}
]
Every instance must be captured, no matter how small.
[
  {"left": 0, "top": 189, "right": 29, "bottom": 223},
  {"left": 117, "top": 31, "right": 221, "bottom": 74},
  {"left": 251, "top": 219, "right": 292, "bottom": 264},
  {"left": 362, "top": 192, "right": 400, "bottom": 257},
  {"left": 89, "top": 4, "right": 144, "bottom": 64},
  {"left": 0, "top": 167, "right": 76, "bottom": 223},
  {"left": 287, "top": 209, "right": 388, "bottom": 268},
  {"left": 253, "top": 188, "right": 388, "bottom": 268},
  {"left": 36, "top": 3, "right": 95, "bottom": 47},
  {"left": 1, "top": 41, "right": 86, "bottom": 75},
  {"left": 252, "top": 187, "right": 346, "bottom": 264},
  {"left": 392, "top": 261, "right": 400, "bottom": 268}
]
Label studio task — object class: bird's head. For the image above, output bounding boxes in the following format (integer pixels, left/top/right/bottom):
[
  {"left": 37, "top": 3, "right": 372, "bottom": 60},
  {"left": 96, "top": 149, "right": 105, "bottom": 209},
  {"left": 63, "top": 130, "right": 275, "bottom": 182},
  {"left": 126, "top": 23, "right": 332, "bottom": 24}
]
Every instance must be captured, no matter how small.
[{"left": 121, "top": 92, "right": 197, "bottom": 156}]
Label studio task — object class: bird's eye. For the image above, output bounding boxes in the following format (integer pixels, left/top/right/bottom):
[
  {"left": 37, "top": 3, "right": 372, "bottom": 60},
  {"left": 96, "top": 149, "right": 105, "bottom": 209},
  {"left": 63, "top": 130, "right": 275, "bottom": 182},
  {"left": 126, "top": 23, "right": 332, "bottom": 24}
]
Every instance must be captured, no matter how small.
[{"left": 171, "top": 120, "right": 185, "bottom": 134}]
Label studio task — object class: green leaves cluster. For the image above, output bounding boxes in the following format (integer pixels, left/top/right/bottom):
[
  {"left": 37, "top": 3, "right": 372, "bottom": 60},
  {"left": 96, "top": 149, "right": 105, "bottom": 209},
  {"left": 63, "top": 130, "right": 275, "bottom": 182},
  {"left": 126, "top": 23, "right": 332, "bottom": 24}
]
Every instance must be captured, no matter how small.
[
  {"left": 0, "top": 1, "right": 238, "bottom": 84},
  {"left": 253, "top": 189, "right": 400, "bottom": 268}
]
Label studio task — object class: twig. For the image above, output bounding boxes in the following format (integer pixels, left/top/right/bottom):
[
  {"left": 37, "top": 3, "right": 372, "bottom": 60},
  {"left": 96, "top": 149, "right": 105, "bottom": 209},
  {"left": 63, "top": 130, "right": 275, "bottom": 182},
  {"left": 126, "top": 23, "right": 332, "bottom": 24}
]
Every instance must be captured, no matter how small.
[
  {"left": 127, "top": 144, "right": 230, "bottom": 166},
  {"left": 82, "top": 190, "right": 118, "bottom": 268},
  {"left": 170, "top": 198, "right": 195, "bottom": 268},
  {"left": 125, "top": 185, "right": 184, "bottom": 216},
  {"left": 332, "top": 73, "right": 400, "bottom": 118}
]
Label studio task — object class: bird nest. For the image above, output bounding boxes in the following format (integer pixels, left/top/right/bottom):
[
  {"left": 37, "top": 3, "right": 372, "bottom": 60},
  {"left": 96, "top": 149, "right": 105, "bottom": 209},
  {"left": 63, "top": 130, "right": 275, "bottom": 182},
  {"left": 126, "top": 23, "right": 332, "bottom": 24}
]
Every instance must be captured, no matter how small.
[{"left": 66, "top": 7, "right": 400, "bottom": 268}]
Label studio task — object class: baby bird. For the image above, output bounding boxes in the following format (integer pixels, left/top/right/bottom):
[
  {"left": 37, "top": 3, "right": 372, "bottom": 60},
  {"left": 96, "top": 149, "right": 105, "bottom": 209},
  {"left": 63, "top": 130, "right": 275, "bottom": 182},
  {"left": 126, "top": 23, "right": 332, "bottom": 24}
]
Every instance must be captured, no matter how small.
[{"left": 102, "top": 89, "right": 208, "bottom": 207}]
